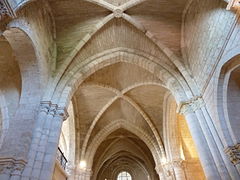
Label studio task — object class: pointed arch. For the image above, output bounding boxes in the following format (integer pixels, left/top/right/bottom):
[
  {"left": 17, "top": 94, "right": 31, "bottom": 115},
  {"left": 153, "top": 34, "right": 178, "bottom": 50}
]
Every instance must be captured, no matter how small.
[
  {"left": 85, "top": 119, "right": 162, "bottom": 169},
  {"left": 50, "top": 48, "right": 191, "bottom": 109},
  {"left": 80, "top": 83, "right": 165, "bottom": 160},
  {"left": 0, "top": 27, "right": 42, "bottom": 160}
]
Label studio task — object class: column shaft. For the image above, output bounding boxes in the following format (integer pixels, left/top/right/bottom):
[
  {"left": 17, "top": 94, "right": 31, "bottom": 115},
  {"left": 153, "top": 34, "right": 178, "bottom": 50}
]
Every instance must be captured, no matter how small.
[
  {"left": 194, "top": 108, "right": 230, "bottom": 179},
  {"left": 39, "top": 108, "right": 68, "bottom": 180},
  {"left": 184, "top": 112, "right": 221, "bottom": 179}
]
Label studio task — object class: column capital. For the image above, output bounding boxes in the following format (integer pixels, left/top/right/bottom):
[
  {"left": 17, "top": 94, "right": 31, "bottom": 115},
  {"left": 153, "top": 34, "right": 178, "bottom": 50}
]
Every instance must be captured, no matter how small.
[
  {"left": 177, "top": 96, "right": 205, "bottom": 115},
  {"left": 39, "top": 101, "right": 69, "bottom": 121},
  {"left": 0, "top": 158, "right": 26, "bottom": 175},
  {"left": 39, "top": 101, "right": 52, "bottom": 114},
  {"left": 224, "top": 143, "right": 240, "bottom": 165},
  {"left": 55, "top": 107, "right": 69, "bottom": 121}
]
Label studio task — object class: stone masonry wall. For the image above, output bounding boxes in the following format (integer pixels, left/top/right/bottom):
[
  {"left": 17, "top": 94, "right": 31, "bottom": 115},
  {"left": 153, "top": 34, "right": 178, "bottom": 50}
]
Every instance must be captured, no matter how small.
[
  {"left": 184, "top": 0, "right": 236, "bottom": 91},
  {"left": 15, "top": 0, "right": 55, "bottom": 86}
]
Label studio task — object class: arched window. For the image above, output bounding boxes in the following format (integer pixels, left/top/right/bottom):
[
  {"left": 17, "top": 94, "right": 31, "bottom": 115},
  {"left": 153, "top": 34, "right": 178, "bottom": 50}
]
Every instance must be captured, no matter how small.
[{"left": 117, "top": 171, "right": 132, "bottom": 180}]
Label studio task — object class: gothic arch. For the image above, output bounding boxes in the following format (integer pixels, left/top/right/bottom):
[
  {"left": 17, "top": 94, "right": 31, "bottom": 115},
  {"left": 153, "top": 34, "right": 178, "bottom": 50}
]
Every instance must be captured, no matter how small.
[
  {"left": 217, "top": 54, "right": 240, "bottom": 144},
  {"left": 0, "top": 27, "right": 42, "bottom": 160},
  {"left": 212, "top": 45, "right": 240, "bottom": 147},
  {"left": 3, "top": 27, "right": 42, "bottom": 102},
  {"left": 84, "top": 119, "right": 163, "bottom": 169},
  {"left": 51, "top": 49, "right": 192, "bottom": 109},
  {"left": 79, "top": 83, "right": 165, "bottom": 160},
  {"left": 93, "top": 138, "right": 154, "bottom": 177},
  {"left": 163, "top": 92, "right": 181, "bottom": 161},
  {"left": 7, "top": 16, "right": 53, "bottom": 88}
]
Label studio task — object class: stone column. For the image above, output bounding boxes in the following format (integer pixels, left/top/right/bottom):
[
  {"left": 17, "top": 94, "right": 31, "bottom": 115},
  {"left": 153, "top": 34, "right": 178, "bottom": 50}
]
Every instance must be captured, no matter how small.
[
  {"left": 172, "top": 159, "right": 186, "bottom": 180},
  {"left": 21, "top": 102, "right": 54, "bottom": 179},
  {"left": 38, "top": 106, "right": 69, "bottom": 180},
  {"left": 201, "top": 107, "right": 240, "bottom": 179},
  {"left": 178, "top": 97, "right": 221, "bottom": 180},
  {"left": 195, "top": 106, "right": 239, "bottom": 179},
  {"left": 20, "top": 101, "right": 68, "bottom": 180}
]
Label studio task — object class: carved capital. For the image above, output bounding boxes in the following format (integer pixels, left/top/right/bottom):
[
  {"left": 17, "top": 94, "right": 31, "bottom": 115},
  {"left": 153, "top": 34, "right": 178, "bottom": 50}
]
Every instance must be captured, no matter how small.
[
  {"left": 39, "top": 101, "right": 52, "bottom": 114},
  {"left": 177, "top": 96, "right": 205, "bottom": 115},
  {"left": 224, "top": 143, "right": 240, "bottom": 165},
  {"left": 39, "top": 101, "right": 69, "bottom": 121},
  {"left": 49, "top": 104, "right": 58, "bottom": 116},
  {"left": 55, "top": 107, "right": 69, "bottom": 121},
  {"left": 0, "top": 158, "right": 26, "bottom": 175}
]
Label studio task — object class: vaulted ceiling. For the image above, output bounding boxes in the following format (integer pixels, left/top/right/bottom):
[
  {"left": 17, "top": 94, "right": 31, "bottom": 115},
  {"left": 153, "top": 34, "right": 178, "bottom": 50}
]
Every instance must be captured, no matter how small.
[
  {"left": 3, "top": 0, "right": 195, "bottom": 178},
  {"left": 48, "top": 0, "right": 188, "bottom": 66},
  {"left": 48, "top": 0, "right": 190, "bottom": 177},
  {"left": 71, "top": 61, "right": 169, "bottom": 178},
  {"left": 92, "top": 129, "right": 159, "bottom": 180}
]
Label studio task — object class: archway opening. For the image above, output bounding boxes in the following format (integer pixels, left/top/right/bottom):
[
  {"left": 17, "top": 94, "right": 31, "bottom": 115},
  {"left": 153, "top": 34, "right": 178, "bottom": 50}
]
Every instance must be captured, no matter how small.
[
  {"left": 54, "top": 56, "right": 197, "bottom": 179},
  {"left": 217, "top": 54, "right": 240, "bottom": 143},
  {"left": 226, "top": 65, "right": 240, "bottom": 140},
  {"left": 0, "top": 34, "right": 22, "bottom": 147},
  {"left": 93, "top": 128, "right": 158, "bottom": 180}
]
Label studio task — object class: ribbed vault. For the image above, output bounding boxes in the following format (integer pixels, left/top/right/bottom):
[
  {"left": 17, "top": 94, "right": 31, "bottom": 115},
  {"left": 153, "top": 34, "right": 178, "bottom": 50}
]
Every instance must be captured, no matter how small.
[
  {"left": 0, "top": 0, "right": 238, "bottom": 180},
  {"left": 70, "top": 60, "right": 174, "bottom": 179},
  {"left": 92, "top": 129, "right": 159, "bottom": 180}
]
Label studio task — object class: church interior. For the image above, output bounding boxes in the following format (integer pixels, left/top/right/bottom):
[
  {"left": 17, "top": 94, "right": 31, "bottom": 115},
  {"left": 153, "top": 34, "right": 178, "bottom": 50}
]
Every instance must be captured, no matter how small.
[{"left": 0, "top": 0, "right": 240, "bottom": 179}]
